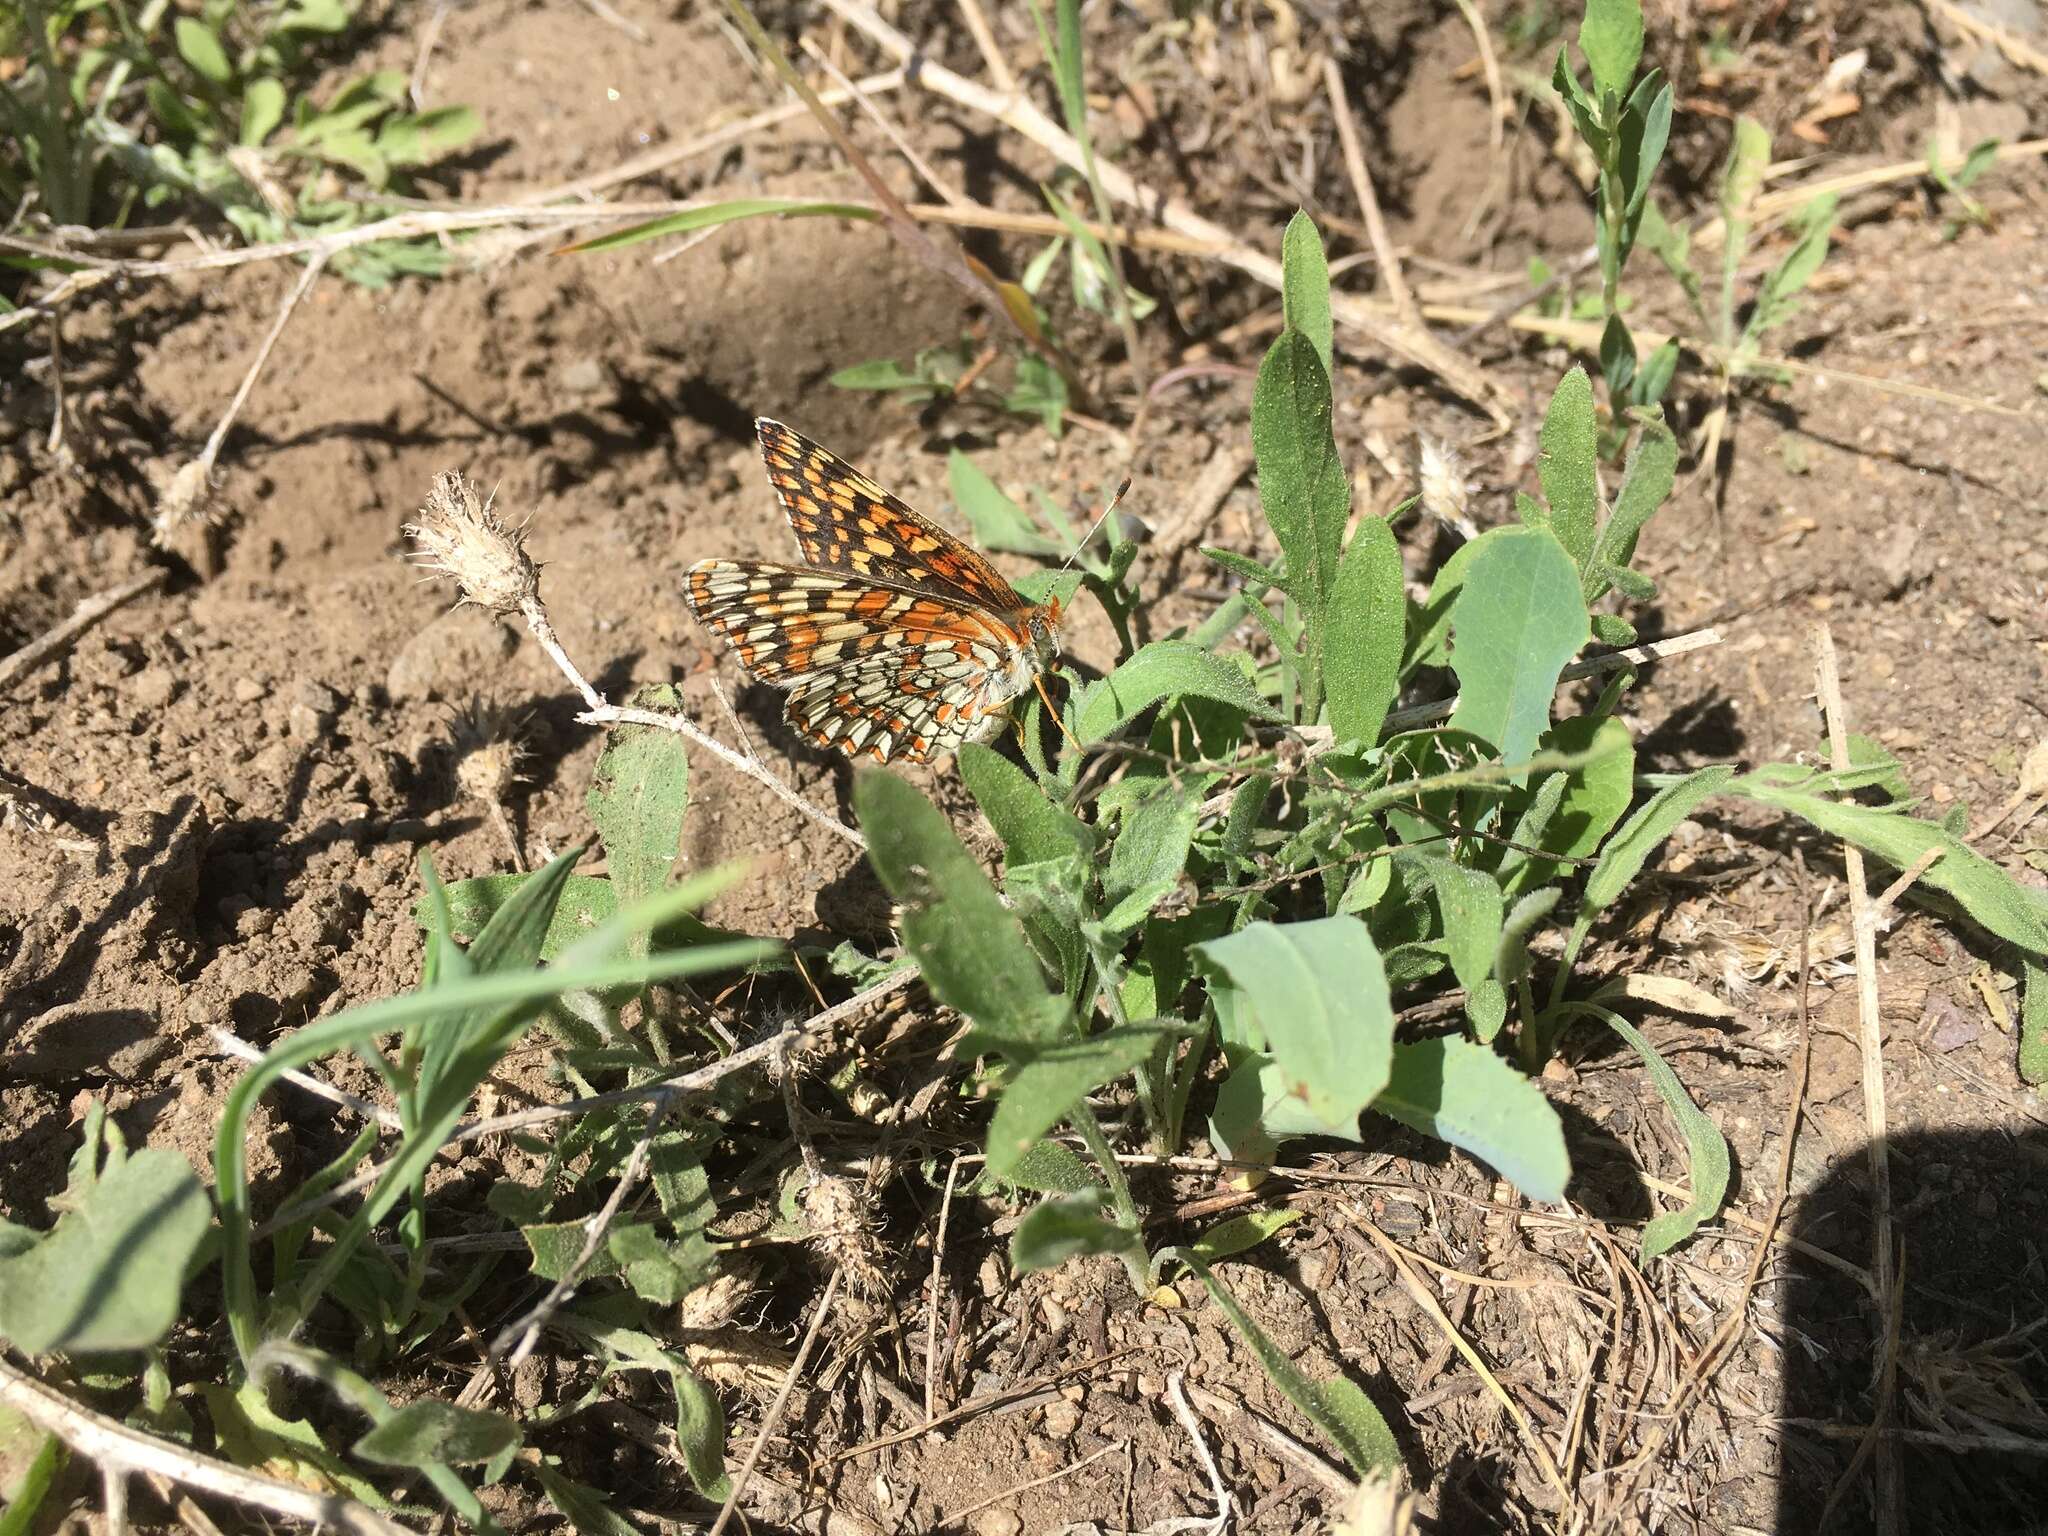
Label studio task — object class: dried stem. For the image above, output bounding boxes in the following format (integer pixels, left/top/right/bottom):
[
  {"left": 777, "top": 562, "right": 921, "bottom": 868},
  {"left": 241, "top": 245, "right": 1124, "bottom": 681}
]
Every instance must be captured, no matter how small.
[
  {"left": 0, "top": 1358, "right": 406, "bottom": 1536},
  {"left": 252, "top": 966, "right": 922, "bottom": 1239},
  {"left": 496, "top": 1088, "right": 683, "bottom": 1364},
  {"left": 0, "top": 568, "right": 169, "bottom": 695},
  {"left": 1324, "top": 57, "right": 1417, "bottom": 330},
  {"left": 818, "top": 0, "right": 1513, "bottom": 424},
  {"left": 515, "top": 594, "right": 864, "bottom": 850},
  {"left": 708, "top": 1266, "right": 844, "bottom": 1536},
  {"left": 156, "top": 252, "right": 329, "bottom": 541},
  {"left": 1812, "top": 622, "right": 1903, "bottom": 1534}
]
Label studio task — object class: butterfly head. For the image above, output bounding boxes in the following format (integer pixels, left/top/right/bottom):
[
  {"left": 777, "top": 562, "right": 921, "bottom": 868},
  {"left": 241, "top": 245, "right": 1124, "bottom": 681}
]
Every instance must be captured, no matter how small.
[{"left": 1027, "top": 597, "right": 1063, "bottom": 663}]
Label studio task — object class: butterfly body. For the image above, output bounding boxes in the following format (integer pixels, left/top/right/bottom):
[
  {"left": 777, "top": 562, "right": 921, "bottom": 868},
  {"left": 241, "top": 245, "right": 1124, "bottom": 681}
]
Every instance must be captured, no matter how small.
[{"left": 685, "top": 421, "right": 1062, "bottom": 764}]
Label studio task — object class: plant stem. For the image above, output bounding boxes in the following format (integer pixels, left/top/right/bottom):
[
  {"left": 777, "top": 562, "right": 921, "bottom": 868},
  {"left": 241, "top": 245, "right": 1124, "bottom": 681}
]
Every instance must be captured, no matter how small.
[{"left": 1069, "top": 1100, "right": 1140, "bottom": 1241}]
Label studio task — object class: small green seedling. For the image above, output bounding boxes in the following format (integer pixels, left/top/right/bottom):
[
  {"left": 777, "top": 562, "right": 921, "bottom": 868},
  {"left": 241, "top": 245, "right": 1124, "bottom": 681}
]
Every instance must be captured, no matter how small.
[{"left": 1926, "top": 134, "right": 2000, "bottom": 239}]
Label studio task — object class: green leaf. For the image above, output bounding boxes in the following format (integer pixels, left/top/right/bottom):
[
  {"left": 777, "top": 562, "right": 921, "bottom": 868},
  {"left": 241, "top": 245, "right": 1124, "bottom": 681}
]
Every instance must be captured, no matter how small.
[
  {"left": 1406, "top": 855, "right": 1504, "bottom": 1028},
  {"left": 174, "top": 17, "right": 233, "bottom": 82},
  {"left": 1325, "top": 516, "right": 1404, "bottom": 745},
  {"left": 1551, "top": 47, "right": 1606, "bottom": 159},
  {"left": 1186, "top": 1208, "right": 1303, "bottom": 1267},
  {"left": 1047, "top": 0, "right": 1090, "bottom": 150},
  {"left": 1194, "top": 917, "right": 1393, "bottom": 1132},
  {"left": 562, "top": 200, "right": 879, "bottom": 256},
  {"left": 1406, "top": 527, "right": 1506, "bottom": 671},
  {"left": 0, "top": 1150, "right": 210, "bottom": 1353},
  {"left": 2021, "top": 959, "right": 2048, "bottom": 1087},
  {"left": 1733, "top": 766, "right": 2048, "bottom": 955},
  {"left": 240, "top": 78, "right": 286, "bottom": 146},
  {"left": 1581, "top": 766, "right": 1738, "bottom": 917},
  {"left": 1010, "top": 1189, "right": 1141, "bottom": 1272},
  {"left": 0, "top": 1409, "right": 63, "bottom": 1536},
  {"left": 1745, "top": 193, "right": 1838, "bottom": 344},
  {"left": 959, "top": 743, "right": 1090, "bottom": 866},
  {"left": 986, "top": 1026, "right": 1172, "bottom": 1177},
  {"left": 607, "top": 1224, "right": 712, "bottom": 1304},
  {"left": 353, "top": 1400, "right": 520, "bottom": 1468},
  {"left": 534, "top": 1464, "right": 645, "bottom": 1536},
  {"left": 1006, "top": 352, "right": 1068, "bottom": 436},
  {"left": 672, "top": 1369, "right": 730, "bottom": 1500},
  {"left": 1508, "top": 716, "right": 1635, "bottom": 895},
  {"left": 1182, "top": 1258, "right": 1400, "bottom": 1475},
  {"left": 854, "top": 771, "right": 1069, "bottom": 1046},
  {"left": 1100, "top": 786, "right": 1199, "bottom": 936},
  {"left": 376, "top": 104, "right": 480, "bottom": 165},
  {"left": 1579, "top": 0, "right": 1644, "bottom": 101},
  {"left": 1075, "top": 640, "right": 1271, "bottom": 743},
  {"left": 1280, "top": 211, "right": 1334, "bottom": 378},
  {"left": 829, "top": 357, "right": 938, "bottom": 395},
  {"left": 949, "top": 451, "right": 1061, "bottom": 556},
  {"left": 1372, "top": 1038, "right": 1568, "bottom": 1203},
  {"left": 586, "top": 690, "right": 689, "bottom": 953},
  {"left": 1592, "top": 1007, "right": 1729, "bottom": 1256},
  {"left": 1446, "top": 528, "right": 1589, "bottom": 770},
  {"left": 995, "top": 1140, "right": 1100, "bottom": 1193},
  {"left": 1252, "top": 328, "right": 1349, "bottom": 648},
  {"left": 1594, "top": 409, "right": 1678, "bottom": 581},
  {"left": 1538, "top": 366, "right": 1599, "bottom": 570}
]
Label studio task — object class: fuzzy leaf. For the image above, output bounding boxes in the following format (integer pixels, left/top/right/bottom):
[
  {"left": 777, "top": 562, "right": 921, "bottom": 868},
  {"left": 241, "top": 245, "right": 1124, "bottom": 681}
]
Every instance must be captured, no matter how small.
[
  {"left": 855, "top": 771, "right": 1069, "bottom": 1046},
  {"left": 1325, "top": 516, "right": 1405, "bottom": 745},
  {"left": 1447, "top": 528, "right": 1588, "bottom": 770},
  {"left": 1372, "top": 1037, "right": 1568, "bottom": 1203},
  {"left": 0, "top": 1151, "right": 211, "bottom": 1353},
  {"left": 1195, "top": 918, "right": 1392, "bottom": 1132},
  {"left": 1075, "top": 641, "right": 1271, "bottom": 743},
  {"left": 1280, "top": 211, "right": 1334, "bottom": 377}
]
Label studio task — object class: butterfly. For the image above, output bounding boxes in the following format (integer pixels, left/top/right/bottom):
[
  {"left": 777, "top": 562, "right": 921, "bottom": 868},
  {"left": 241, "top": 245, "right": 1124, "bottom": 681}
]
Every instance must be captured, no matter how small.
[{"left": 684, "top": 420, "right": 1067, "bottom": 764}]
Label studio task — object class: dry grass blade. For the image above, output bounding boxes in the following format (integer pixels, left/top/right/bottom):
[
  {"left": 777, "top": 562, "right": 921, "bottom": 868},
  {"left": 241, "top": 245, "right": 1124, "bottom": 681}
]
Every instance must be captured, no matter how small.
[
  {"left": 1354, "top": 1216, "right": 1573, "bottom": 1507},
  {"left": 1812, "top": 622, "right": 1902, "bottom": 1534},
  {"left": 817, "top": 0, "right": 1514, "bottom": 424}
]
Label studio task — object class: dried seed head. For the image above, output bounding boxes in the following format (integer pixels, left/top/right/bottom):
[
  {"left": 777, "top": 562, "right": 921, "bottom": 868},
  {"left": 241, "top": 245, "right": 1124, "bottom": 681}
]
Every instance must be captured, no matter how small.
[
  {"left": 405, "top": 471, "right": 539, "bottom": 616},
  {"left": 1417, "top": 437, "right": 1471, "bottom": 532},
  {"left": 802, "top": 1174, "right": 888, "bottom": 1297},
  {"left": 446, "top": 701, "right": 530, "bottom": 803},
  {"left": 152, "top": 461, "right": 218, "bottom": 547}
]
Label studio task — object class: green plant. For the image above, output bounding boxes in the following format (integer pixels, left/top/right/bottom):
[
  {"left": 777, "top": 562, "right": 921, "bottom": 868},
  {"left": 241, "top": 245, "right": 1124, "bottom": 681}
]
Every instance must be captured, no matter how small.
[
  {"left": 841, "top": 210, "right": 2048, "bottom": 1486},
  {"left": 1926, "top": 133, "right": 2000, "bottom": 239},
  {"left": 1550, "top": 0, "right": 1678, "bottom": 430},
  {"left": 1629, "top": 114, "right": 1837, "bottom": 456},
  {"left": 0, "top": 715, "right": 768, "bottom": 1529},
  {"left": 0, "top": 0, "right": 479, "bottom": 286}
]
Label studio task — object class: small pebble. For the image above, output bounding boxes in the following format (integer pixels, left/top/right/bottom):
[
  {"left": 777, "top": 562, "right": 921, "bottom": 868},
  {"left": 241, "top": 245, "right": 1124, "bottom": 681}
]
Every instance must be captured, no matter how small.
[{"left": 233, "top": 677, "right": 267, "bottom": 703}]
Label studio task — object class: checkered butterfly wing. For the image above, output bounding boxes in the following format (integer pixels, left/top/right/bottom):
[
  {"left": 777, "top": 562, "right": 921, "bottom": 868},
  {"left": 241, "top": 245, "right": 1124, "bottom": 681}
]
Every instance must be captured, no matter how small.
[
  {"left": 753, "top": 419, "right": 1029, "bottom": 615},
  {"left": 683, "top": 563, "right": 1034, "bottom": 762}
]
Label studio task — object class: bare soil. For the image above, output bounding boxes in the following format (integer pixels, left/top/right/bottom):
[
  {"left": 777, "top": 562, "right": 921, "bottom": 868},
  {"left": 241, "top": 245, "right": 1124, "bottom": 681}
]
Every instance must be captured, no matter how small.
[{"left": 4, "top": 0, "right": 2047, "bottom": 1531}]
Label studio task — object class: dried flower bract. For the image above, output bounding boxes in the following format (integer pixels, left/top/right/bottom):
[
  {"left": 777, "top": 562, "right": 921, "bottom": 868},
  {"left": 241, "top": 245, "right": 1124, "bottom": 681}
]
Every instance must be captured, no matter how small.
[
  {"left": 1418, "top": 437, "right": 1473, "bottom": 536},
  {"left": 405, "top": 471, "right": 540, "bottom": 616}
]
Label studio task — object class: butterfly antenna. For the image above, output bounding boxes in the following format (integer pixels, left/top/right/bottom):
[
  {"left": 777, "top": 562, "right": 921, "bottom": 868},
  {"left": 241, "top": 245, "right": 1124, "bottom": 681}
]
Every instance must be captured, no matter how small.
[{"left": 1055, "top": 475, "right": 1134, "bottom": 576}]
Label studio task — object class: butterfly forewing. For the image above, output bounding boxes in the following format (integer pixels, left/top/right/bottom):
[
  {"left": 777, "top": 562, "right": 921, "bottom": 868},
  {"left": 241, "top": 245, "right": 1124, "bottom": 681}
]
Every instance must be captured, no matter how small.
[{"left": 755, "top": 419, "right": 1028, "bottom": 615}]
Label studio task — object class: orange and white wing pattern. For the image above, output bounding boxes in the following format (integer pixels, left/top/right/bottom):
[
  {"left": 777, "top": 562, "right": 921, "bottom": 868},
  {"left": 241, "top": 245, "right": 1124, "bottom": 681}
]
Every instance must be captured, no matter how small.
[
  {"left": 753, "top": 419, "right": 1029, "bottom": 615},
  {"left": 684, "top": 422, "right": 1065, "bottom": 764},
  {"left": 683, "top": 561, "right": 1039, "bottom": 762}
]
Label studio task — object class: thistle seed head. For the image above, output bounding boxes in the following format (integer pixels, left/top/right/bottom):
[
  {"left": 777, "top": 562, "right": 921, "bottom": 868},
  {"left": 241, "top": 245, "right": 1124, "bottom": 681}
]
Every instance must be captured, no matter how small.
[{"left": 405, "top": 471, "right": 540, "bottom": 616}]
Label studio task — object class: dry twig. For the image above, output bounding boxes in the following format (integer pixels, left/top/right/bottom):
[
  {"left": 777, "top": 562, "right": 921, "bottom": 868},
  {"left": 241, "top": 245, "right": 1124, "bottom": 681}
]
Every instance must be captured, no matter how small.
[
  {"left": 709, "top": 1267, "right": 844, "bottom": 1536},
  {"left": 818, "top": 0, "right": 1514, "bottom": 424},
  {"left": 0, "top": 568, "right": 170, "bottom": 695},
  {"left": 0, "top": 1358, "right": 405, "bottom": 1536}
]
